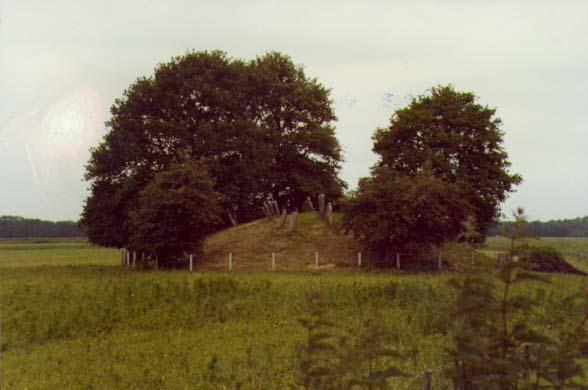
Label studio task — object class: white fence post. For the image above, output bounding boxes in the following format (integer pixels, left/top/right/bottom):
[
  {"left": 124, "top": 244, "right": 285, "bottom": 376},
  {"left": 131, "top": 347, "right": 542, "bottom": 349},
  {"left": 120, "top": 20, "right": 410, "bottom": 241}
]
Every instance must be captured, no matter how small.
[
  {"left": 229, "top": 252, "right": 233, "bottom": 271},
  {"left": 189, "top": 254, "right": 193, "bottom": 272},
  {"left": 357, "top": 252, "right": 362, "bottom": 267},
  {"left": 315, "top": 252, "right": 319, "bottom": 269},
  {"left": 272, "top": 252, "right": 276, "bottom": 272}
]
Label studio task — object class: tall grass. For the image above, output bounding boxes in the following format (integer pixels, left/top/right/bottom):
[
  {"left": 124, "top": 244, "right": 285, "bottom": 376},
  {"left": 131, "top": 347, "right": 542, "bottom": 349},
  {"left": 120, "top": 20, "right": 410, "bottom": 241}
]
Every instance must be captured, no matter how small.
[{"left": 1, "top": 241, "right": 587, "bottom": 388}]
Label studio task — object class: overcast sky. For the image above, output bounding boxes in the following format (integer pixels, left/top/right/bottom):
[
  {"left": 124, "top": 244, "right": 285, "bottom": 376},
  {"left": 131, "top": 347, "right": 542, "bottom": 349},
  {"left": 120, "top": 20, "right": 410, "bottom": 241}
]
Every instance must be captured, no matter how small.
[{"left": 1, "top": 0, "right": 587, "bottom": 222}]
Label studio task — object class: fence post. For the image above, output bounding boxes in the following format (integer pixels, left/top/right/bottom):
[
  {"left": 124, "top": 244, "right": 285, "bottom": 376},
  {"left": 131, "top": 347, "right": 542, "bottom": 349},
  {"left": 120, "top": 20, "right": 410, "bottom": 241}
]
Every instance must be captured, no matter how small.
[
  {"left": 438, "top": 251, "right": 442, "bottom": 271},
  {"left": 423, "top": 370, "right": 432, "bottom": 390},
  {"left": 132, "top": 252, "right": 136, "bottom": 268},
  {"left": 229, "top": 252, "right": 233, "bottom": 271},
  {"left": 126, "top": 250, "right": 130, "bottom": 267},
  {"left": 396, "top": 253, "right": 400, "bottom": 270},
  {"left": 121, "top": 250, "right": 125, "bottom": 266},
  {"left": 155, "top": 254, "right": 158, "bottom": 271},
  {"left": 315, "top": 252, "right": 319, "bottom": 269},
  {"left": 357, "top": 252, "right": 362, "bottom": 267},
  {"left": 272, "top": 252, "right": 276, "bottom": 272},
  {"left": 189, "top": 254, "right": 193, "bottom": 272}
]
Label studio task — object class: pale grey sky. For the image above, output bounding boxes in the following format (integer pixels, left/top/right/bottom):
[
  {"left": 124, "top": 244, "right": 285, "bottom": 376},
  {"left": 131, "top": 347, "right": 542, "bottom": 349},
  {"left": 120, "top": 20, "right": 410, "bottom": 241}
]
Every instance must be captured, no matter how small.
[{"left": 1, "top": 0, "right": 587, "bottom": 222}]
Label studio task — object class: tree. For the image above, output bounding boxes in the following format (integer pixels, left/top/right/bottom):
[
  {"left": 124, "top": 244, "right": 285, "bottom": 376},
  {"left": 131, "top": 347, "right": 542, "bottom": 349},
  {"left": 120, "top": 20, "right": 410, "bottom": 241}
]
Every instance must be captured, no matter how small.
[
  {"left": 128, "top": 160, "right": 223, "bottom": 267},
  {"left": 249, "top": 52, "right": 345, "bottom": 208},
  {"left": 81, "top": 50, "right": 344, "bottom": 248},
  {"left": 501, "top": 207, "right": 535, "bottom": 254},
  {"left": 340, "top": 166, "right": 471, "bottom": 263},
  {"left": 372, "top": 85, "right": 521, "bottom": 234}
]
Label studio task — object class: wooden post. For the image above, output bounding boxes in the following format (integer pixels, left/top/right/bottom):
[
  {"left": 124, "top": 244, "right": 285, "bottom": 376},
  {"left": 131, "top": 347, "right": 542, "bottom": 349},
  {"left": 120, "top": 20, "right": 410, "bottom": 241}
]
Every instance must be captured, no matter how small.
[
  {"left": 189, "top": 254, "right": 193, "bottom": 272},
  {"left": 155, "top": 254, "right": 158, "bottom": 271},
  {"left": 272, "top": 252, "right": 276, "bottom": 272},
  {"left": 522, "top": 344, "right": 530, "bottom": 380},
  {"left": 315, "top": 252, "right": 319, "bottom": 269},
  {"left": 126, "top": 250, "right": 130, "bottom": 267},
  {"left": 423, "top": 370, "right": 432, "bottom": 390},
  {"left": 438, "top": 251, "right": 442, "bottom": 271},
  {"left": 132, "top": 252, "right": 136, "bottom": 268},
  {"left": 141, "top": 252, "right": 145, "bottom": 269},
  {"left": 229, "top": 252, "right": 233, "bottom": 271},
  {"left": 357, "top": 252, "right": 362, "bottom": 267},
  {"left": 396, "top": 252, "right": 400, "bottom": 270}
]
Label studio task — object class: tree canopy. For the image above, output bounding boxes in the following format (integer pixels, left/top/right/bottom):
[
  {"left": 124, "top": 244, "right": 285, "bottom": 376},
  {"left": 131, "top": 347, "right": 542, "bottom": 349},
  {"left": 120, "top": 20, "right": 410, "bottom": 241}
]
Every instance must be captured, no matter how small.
[
  {"left": 341, "top": 166, "right": 471, "bottom": 261},
  {"left": 372, "top": 85, "right": 521, "bottom": 234},
  {"left": 0, "top": 216, "right": 84, "bottom": 238},
  {"left": 129, "top": 160, "right": 224, "bottom": 266},
  {"left": 82, "top": 50, "right": 345, "bottom": 249},
  {"left": 342, "top": 85, "right": 520, "bottom": 264}
]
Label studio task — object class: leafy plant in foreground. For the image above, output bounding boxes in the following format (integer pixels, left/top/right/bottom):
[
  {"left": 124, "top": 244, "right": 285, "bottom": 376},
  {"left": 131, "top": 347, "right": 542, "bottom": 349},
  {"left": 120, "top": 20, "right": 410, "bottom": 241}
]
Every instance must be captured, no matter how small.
[
  {"left": 447, "top": 259, "right": 588, "bottom": 389},
  {"left": 298, "top": 291, "right": 337, "bottom": 389},
  {"left": 298, "top": 292, "right": 406, "bottom": 389}
]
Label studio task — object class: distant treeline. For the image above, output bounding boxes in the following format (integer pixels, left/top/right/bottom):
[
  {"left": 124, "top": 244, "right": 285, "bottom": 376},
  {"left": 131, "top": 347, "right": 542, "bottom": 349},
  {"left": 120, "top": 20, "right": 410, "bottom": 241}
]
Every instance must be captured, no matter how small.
[
  {"left": 0, "top": 216, "right": 85, "bottom": 238},
  {"left": 489, "top": 216, "right": 588, "bottom": 237}
]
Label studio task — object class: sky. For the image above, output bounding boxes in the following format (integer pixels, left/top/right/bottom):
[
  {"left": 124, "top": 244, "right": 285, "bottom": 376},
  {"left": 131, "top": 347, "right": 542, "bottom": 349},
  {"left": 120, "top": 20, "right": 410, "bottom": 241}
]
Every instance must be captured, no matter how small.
[{"left": 1, "top": 0, "right": 587, "bottom": 222}]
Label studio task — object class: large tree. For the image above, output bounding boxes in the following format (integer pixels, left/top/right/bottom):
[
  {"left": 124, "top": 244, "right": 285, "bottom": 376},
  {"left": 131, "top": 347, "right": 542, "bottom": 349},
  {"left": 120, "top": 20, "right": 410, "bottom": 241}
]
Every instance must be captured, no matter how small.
[
  {"left": 372, "top": 85, "right": 521, "bottom": 234},
  {"left": 81, "top": 50, "right": 344, "bottom": 248},
  {"left": 341, "top": 166, "right": 471, "bottom": 262},
  {"left": 128, "top": 160, "right": 224, "bottom": 266}
]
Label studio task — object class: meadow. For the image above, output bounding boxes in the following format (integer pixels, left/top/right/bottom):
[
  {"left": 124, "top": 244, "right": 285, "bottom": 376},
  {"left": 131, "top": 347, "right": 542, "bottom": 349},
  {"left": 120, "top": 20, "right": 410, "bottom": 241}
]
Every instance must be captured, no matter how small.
[{"left": 1, "top": 237, "right": 588, "bottom": 388}]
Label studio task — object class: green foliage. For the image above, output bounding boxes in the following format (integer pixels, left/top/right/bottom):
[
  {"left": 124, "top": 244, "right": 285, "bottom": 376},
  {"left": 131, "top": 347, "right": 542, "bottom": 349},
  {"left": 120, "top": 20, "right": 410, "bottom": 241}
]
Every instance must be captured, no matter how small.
[
  {"left": 3, "top": 241, "right": 588, "bottom": 388},
  {"left": 340, "top": 166, "right": 471, "bottom": 264},
  {"left": 298, "top": 291, "right": 337, "bottom": 389},
  {"left": 489, "top": 216, "right": 588, "bottom": 238},
  {"left": 128, "top": 160, "right": 224, "bottom": 267},
  {"left": 501, "top": 207, "right": 536, "bottom": 254},
  {"left": 82, "top": 50, "right": 345, "bottom": 248},
  {"left": 298, "top": 292, "right": 407, "bottom": 389},
  {"left": 446, "top": 260, "right": 588, "bottom": 389},
  {"left": 372, "top": 85, "right": 521, "bottom": 234}
]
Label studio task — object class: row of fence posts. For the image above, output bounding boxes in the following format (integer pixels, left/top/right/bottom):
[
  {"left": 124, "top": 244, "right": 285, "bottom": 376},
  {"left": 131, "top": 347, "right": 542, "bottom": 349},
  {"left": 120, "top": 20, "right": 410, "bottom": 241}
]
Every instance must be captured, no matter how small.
[{"left": 120, "top": 250, "right": 450, "bottom": 272}]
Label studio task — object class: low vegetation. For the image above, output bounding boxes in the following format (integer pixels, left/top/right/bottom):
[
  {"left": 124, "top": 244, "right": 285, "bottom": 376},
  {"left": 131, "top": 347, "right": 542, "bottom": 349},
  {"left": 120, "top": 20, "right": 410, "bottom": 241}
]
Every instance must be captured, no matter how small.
[{"left": 1, "top": 236, "right": 588, "bottom": 388}]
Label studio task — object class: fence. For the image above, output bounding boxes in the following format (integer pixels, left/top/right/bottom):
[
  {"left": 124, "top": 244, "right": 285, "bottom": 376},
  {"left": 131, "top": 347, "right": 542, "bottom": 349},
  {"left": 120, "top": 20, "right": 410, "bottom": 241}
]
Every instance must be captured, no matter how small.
[{"left": 121, "top": 249, "right": 450, "bottom": 272}]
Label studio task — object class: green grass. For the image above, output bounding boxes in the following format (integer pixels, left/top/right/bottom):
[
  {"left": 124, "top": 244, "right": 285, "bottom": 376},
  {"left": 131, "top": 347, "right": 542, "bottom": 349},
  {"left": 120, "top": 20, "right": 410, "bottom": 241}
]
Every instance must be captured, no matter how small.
[{"left": 1, "top": 238, "right": 588, "bottom": 388}]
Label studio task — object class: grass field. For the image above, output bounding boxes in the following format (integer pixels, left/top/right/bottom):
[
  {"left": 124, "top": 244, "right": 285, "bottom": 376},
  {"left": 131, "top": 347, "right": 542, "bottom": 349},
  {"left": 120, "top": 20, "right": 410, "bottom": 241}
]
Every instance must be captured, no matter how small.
[{"left": 1, "top": 234, "right": 588, "bottom": 388}]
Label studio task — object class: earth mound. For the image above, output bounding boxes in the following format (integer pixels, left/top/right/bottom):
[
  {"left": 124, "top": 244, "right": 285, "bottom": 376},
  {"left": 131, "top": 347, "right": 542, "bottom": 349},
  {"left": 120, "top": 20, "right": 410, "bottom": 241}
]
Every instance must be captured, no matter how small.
[{"left": 518, "top": 246, "right": 585, "bottom": 275}]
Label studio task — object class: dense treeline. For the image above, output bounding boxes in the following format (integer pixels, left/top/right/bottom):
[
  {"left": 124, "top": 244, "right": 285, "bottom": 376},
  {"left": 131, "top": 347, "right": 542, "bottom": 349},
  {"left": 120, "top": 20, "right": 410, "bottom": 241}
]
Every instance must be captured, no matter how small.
[
  {"left": 0, "top": 216, "right": 84, "bottom": 238},
  {"left": 489, "top": 216, "right": 588, "bottom": 237}
]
